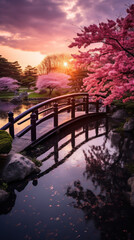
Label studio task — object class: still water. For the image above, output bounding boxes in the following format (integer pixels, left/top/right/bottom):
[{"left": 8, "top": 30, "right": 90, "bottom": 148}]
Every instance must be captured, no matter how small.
[
  {"left": 0, "top": 99, "right": 46, "bottom": 134},
  {"left": 0, "top": 101, "right": 134, "bottom": 240}
]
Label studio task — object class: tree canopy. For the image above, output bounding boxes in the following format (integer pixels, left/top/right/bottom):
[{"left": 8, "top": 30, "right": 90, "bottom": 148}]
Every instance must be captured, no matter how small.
[
  {"left": 69, "top": 4, "right": 134, "bottom": 105},
  {"left": 38, "top": 54, "right": 72, "bottom": 75},
  {"left": 0, "top": 55, "right": 22, "bottom": 82},
  {"left": 21, "top": 65, "right": 38, "bottom": 88},
  {"left": 36, "top": 72, "right": 70, "bottom": 96},
  {"left": 0, "top": 77, "right": 19, "bottom": 92},
  {"left": 68, "top": 68, "right": 89, "bottom": 92}
]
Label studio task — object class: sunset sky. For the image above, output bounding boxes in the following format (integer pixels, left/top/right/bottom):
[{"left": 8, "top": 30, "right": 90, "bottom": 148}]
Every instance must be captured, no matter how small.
[{"left": 0, "top": 0, "right": 133, "bottom": 69}]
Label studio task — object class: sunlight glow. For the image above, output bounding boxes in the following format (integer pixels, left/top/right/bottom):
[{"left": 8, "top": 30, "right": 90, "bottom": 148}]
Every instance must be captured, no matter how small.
[{"left": 63, "top": 62, "right": 68, "bottom": 67}]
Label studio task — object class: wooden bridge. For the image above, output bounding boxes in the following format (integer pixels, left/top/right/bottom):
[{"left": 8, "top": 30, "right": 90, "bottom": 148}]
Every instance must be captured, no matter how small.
[{"left": 0, "top": 93, "right": 108, "bottom": 152}]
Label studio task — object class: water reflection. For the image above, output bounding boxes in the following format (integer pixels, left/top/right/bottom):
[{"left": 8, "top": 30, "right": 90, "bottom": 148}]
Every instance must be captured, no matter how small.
[
  {"left": 0, "top": 116, "right": 134, "bottom": 240},
  {"left": 0, "top": 100, "right": 42, "bottom": 133},
  {"left": 26, "top": 116, "right": 108, "bottom": 177},
  {"left": 0, "top": 191, "right": 16, "bottom": 215},
  {"left": 65, "top": 135, "right": 134, "bottom": 240}
]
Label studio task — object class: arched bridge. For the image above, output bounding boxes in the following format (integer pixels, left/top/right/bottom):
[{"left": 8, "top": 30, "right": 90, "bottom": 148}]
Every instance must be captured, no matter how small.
[{"left": 0, "top": 93, "right": 108, "bottom": 152}]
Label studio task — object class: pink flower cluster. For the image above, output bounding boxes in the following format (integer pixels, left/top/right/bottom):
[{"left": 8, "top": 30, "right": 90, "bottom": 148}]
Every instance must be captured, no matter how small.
[
  {"left": 0, "top": 77, "right": 19, "bottom": 92},
  {"left": 36, "top": 72, "right": 70, "bottom": 92},
  {"left": 69, "top": 4, "right": 134, "bottom": 105}
]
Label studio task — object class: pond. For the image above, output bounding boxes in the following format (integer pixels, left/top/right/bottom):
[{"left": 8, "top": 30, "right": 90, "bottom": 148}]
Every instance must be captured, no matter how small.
[
  {"left": 0, "top": 115, "right": 134, "bottom": 240},
  {"left": 0, "top": 99, "right": 46, "bottom": 134}
]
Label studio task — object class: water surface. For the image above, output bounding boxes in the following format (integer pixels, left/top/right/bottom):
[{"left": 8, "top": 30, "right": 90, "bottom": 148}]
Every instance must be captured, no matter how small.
[{"left": 0, "top": 115, "right": 134, "bottom": 240}]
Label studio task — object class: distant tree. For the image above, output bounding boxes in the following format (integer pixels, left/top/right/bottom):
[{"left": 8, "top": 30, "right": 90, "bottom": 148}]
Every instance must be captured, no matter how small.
[
  {"left": 38, "top": 54, "right": 72, "bottom": 75},
  {"left": 68, "top": 68, "right": 89, "bottom": 92},
  {"left": 11, "top": 61, "right": 23, "bottom": 82},
  {"left": 22, "top": 65, "right": 38, "bottom": 88},
  {"left": 36, "top": 72, "right": 70, "bottom": 96},
  {"left": 0, "top": 55, "right": 22, "bottom": 81},
  {"left": 0, "top": 77, "right": 19, "bottom": 92}
]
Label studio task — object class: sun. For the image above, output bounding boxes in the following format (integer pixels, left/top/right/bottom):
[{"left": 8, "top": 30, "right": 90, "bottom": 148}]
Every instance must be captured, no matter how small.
[{"left": 63, "top": 62, "right": 68, "bottom": 67}]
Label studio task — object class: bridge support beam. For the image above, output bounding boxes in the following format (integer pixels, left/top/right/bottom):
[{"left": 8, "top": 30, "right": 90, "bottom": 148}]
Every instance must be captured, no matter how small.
[
  {"left": 54, "top": 103, "right": 58, "bottom": 127},
  {"left": 67, "top": 98, "right": 70, "bottom": 113},
  {"left": 83, "top": 97, "right": 86, "bottom": 111},
  {"left": 8, "top": 112, "right": 14, "bottom": 138},
  {"left": 71, "top": 98, "right": 75, "bottom": 119},
  {"left": 86, "top": 96, "right": 89, "bottom": 114},
  {"left": 96, "top": 100, "right": 99, "bottom": 113},
  {"left": 31, "top": 112, "right": 36, "bottom": 141}
]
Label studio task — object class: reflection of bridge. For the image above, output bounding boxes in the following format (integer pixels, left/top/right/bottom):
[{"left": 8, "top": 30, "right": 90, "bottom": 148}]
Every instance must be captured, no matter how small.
[
  {"left": 0, "top": 93, "right": 108, "bottom": 152},
  {"left": 26, "top": 116, "right": 109, "bottom": 180}
]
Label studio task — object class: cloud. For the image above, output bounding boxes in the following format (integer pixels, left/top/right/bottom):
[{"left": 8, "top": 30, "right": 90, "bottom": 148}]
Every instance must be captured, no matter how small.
[{"left": 0, "top": 0, "right": 133, "bottom": 55}]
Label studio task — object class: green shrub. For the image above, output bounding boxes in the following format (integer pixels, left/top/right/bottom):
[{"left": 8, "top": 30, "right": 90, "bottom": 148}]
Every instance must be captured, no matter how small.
[{"left": 0, "top": 130, "right": 12, "bottom": 154}]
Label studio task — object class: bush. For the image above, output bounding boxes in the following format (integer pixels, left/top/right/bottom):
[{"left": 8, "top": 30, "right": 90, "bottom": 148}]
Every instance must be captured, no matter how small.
[{"left": 0, "top": 130, "right": 12, "bottom": 154}]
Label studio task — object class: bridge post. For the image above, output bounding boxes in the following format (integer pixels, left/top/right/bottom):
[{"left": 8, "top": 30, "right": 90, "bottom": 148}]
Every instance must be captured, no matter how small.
[
  {"left": 54, "top": 102, "right": 58, "bottom": 127},
  {"left": 83, "top": 97, "right": 86, "bottom": 111},
  {"left": 106, "top": 105, "right": 109, "bottom": 113},
  {"left": 96, "top": 100, "right": 99, "bottom": 113},
  {"left": 86, "top": 95, "right": 89, "bottom": 114},
  {"left": 31, "top": 112, "right": 36, "bottom": 141},
  {"left": 67, "top": 98, "right": 70, "bottom": 113},
  {"left": 71, "top": 130, "right": 75, "bottom": 148},
  {"left": 71, "top": 98, "right": 75, "bottom": 119},
  {"left": 8, "top": 112, "right": 14, "bottom": 138},
  {"left": 34, "top": 109, "right": 38, "bottom": 120}
]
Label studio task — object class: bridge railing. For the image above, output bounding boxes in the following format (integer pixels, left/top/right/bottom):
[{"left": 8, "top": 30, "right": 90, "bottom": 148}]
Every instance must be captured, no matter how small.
[{"left": 0, "top": 93, "right": 106, "bottom": 142}]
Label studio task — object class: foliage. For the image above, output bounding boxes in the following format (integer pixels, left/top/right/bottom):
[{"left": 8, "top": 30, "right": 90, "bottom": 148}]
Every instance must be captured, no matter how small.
[
  {"left": 36, "top": 72, "right": 70, "bottom": 96},
  {"left": 0, "top": 55, "right": 22, "bottom": 81},
  {"left": 0, "top": 130, "right": 12, "bottom": 154},
  {"left": 0, "top": 77, "right": 19, "bottom": 92},
  {"left": 0, "top": 92, "right": 15, "bottom": 99},
  {"left": 65, "top": 140, "right": 133, "bottom": 240},
  {"left": 68, "top": 68, "right": 89, "bottom": 92},
  {"left": 32, "top": 158, "right": 42, "bottom": 167},
  {"left": 38, "top": 54, "right": 72, "bottom": 75},
  {"left": 0, "top": 182, "right": 8, "bottom": 191},
  {"left": 69, "top": 4, "right": 134, "bottom": 105},
  {"left": 22, "top": 65, "right": 38, "bottom": 88}
]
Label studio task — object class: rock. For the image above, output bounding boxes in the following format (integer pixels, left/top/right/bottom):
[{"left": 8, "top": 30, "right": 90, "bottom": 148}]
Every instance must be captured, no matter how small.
[
  {"left": 10, "top": 96, "right": 22, "bottom": 104},
  {"left": 109, "top": 130, "right": 121, "bottom": 147},
  {"left": 111, "top": 109, "right": 127, "bottom": 119},
  {"left": 19, "top": 91, "right": 28, "bottom": 100},
  {"left": 0, "top": 189, "right": 9, "bottom": 203},
  {"left": 10, "top": 92, "right": 28, "bottom": 104},
  {"left": 123, "top": 119, "right": 134, "bottom": 131},
  {"left": 2, "top": 153, "right": 40, "bottom": 183},
  {"left": 128, "top": 177, "right": 134, "bottom": 207}
]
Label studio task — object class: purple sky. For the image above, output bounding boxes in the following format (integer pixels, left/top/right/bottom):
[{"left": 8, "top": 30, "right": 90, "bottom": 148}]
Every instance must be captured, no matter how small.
[{"left": 0, "top": 0, "right": 133, "bottom": 68}]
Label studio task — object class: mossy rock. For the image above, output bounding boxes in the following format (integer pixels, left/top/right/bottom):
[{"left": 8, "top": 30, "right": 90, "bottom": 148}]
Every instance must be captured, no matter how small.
[{"left": 0, "top": 130, "right": 12, "bottom": 154}]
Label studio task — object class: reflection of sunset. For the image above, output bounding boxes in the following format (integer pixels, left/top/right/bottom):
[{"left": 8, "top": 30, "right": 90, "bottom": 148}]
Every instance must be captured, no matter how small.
[{"left": 0, "top": 103, "right": 34, "bottom": 134}]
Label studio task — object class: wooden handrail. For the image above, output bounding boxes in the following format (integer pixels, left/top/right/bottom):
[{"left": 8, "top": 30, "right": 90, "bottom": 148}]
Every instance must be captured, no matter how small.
[{"left": 0, "top": 92, "right": 107, "bottom": 143}]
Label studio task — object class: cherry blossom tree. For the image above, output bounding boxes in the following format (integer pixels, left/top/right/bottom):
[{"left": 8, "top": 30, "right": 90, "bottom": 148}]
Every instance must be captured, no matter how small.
[
  {"left": 36, "top": 72, "right": 70, "bottom": 96},
  {"left": 69, "top": 4, "right": 134, "bottom": 105},
  {"left": 0, "top": 77, "right": 19, "bottom": 92}
]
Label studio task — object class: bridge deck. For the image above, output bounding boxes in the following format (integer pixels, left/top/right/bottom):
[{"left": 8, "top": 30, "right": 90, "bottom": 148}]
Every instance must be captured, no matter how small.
[{"left": 11, "top": 111, "right": 87, "bottom": 153}]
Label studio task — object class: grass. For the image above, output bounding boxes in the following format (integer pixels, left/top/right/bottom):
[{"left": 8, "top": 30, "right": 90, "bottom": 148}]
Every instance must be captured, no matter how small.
[
  {"left": 28, "top": 92, "right": 48, "bottom": 98},
  {"left": 0, "top": 88, "right": 73, "bottom": 100},
  {"left": 0, "top": 92, "right": 14, "bottom": 99}
]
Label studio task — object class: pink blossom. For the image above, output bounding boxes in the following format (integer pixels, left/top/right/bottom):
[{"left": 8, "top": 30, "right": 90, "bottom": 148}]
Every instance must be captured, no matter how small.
[
  {"left": 69, "top": 4, "right": 134, "bottom": 105},
  {"left": 0, "top": 77, "right": 19, "bottom": 92},
  {"left": 36, "top": 72, "right": 70, "bottom": 95}
]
